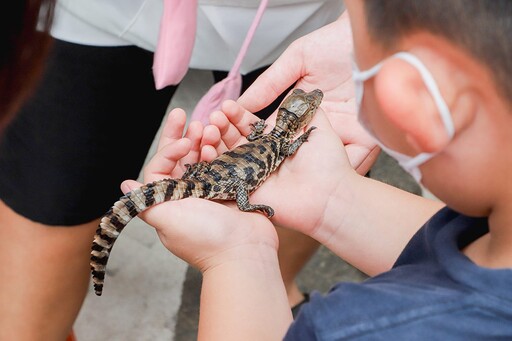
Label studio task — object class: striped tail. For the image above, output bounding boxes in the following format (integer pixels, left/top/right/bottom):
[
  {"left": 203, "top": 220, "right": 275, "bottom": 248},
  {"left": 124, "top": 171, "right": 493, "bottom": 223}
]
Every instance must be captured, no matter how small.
[{"left": 90, "top": 178, "right": 200, "bottom": 296}]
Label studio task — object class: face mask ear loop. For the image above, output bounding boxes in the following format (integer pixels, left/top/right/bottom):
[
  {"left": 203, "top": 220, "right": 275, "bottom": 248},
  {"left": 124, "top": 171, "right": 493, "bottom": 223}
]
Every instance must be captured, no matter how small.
[
  {"left": 352, "top": 52, "right": 456, "bottom": 183},
  {"left": 352, "top": 60, "right": 384, "bottom": 82},
  {"left": 352, "top": 55, "right": 384, "bottom": 110},
  {"left": 393, "top": 52, "right": 455, "bottom": 139}
]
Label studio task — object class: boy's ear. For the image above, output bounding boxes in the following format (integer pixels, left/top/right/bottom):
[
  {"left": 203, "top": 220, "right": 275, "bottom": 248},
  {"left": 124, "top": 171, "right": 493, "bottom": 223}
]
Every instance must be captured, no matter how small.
[{"left": 373, "top": 58, "right": 452, "bottom": 153}]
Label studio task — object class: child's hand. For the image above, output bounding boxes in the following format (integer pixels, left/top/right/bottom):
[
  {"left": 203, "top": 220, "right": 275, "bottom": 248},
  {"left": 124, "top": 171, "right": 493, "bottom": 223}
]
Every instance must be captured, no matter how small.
[
  {"left": 120, "top": 109, "right": 279, "bottom": 272},
  {"left": 204, "top": 102, "right": 361, "bottom": 239},
  {"left": 203, "top": 102, "right": 441, "bottom": 275}
]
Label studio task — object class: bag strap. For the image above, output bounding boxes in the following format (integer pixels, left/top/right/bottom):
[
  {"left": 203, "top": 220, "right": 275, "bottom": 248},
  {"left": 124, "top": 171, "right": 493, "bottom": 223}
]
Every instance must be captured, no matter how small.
[
  {"left": 153, "top": 0, "right": 268, "bottom": 90},
  {"left": 228, "top": 0, "right": 268, "bottom": 78}
]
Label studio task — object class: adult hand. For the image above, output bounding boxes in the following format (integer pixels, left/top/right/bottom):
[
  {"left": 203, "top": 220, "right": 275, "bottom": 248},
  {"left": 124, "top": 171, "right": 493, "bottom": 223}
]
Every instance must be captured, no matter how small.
[{"left": 235, "top": 11, "right": 379, "bottom": 175}]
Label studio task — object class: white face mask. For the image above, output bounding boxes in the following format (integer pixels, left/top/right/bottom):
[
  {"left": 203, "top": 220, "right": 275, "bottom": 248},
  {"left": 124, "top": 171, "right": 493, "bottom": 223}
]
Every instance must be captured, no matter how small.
[{"left": 352, "top": 52, "right": 455, "bottom": 183}]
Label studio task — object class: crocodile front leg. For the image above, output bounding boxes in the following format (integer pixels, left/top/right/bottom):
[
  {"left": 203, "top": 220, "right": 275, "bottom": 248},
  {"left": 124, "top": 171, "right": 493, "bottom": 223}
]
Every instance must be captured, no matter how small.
[
  {"left": 247, "top": 120, "right": 267, "bottom": 141},
  {"left": 284, "top": 126, "right": 317, "bottom": 156}
]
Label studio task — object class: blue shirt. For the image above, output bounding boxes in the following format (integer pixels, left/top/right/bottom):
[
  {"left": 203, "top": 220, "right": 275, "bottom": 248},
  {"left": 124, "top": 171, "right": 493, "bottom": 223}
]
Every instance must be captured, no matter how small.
[{"left": 285, "top": 207, "right": 512, "bottom": 340}]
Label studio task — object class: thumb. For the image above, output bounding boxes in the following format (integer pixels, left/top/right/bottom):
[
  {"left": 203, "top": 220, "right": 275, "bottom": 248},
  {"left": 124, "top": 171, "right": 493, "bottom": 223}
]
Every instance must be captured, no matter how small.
[
  {"left": 238, "top": 41, "right": 304, "bottom": 112},
  {"left": 120, "top": 179, "right": 144, "bottom": 195}
]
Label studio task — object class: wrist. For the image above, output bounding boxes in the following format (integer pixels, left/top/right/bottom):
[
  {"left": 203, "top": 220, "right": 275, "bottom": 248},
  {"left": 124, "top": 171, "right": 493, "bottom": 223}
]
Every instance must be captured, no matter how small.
[
  {"left": 310, "top": 170, "right": 362, "bottom": 248},
  {"left": 198, "top": 241, "right": 279, "bottom": 275},
  {"left": 198, "top": 243, "right": 292, "bottom": 340}
]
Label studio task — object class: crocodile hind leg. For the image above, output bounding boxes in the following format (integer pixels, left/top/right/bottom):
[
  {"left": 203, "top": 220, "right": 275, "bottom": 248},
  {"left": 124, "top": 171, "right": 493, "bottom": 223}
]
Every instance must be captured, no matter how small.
[
  {"left": 235, "top": 182, "right": 274, "bottom": 217},
  {"left": 182, "top": 161, "right": 210, "bottom": 179}
]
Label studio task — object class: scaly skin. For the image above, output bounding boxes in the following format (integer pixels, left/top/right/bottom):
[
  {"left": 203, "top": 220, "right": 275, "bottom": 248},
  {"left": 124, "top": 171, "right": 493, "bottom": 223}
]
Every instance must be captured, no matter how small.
[{"left": 90, "top": 88, "right": 323, "bottom": 296}]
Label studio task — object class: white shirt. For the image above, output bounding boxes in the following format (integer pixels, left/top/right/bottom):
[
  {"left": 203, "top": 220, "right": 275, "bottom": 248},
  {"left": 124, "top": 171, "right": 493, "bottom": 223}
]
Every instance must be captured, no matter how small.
[{"left": 51, "top": 0, "right": 344, "bottom": 73}]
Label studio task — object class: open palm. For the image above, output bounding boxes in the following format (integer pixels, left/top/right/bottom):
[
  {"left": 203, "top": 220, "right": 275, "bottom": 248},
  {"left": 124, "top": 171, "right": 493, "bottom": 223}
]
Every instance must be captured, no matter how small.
[
  {"left": 250, "top": 113, "right": 355, "bottom": 236},
  {"left": 121, "top": 110, "right": 280, "bottom": 270},
  {"left": 237, "top": 12, "right": 378, "bottom": 174},
  {"left": 203, "top": 103, "right": 357, "bottom": 237}
]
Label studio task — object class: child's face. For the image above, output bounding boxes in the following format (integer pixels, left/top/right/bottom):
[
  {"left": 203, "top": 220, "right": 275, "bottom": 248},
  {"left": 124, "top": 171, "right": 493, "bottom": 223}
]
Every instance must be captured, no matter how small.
[
  {"left": 345, "top": 1, "right": 454, "bottom": 152},
  {"left": 345, "top": 1, "right": 421, "bottom": 168},
  {"left": 345, "top": 1, "right": 511, "bottom": 217}
]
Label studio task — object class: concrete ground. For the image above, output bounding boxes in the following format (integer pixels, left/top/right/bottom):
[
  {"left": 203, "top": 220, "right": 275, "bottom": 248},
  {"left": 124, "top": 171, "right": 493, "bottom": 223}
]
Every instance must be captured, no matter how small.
[{"left": 74, "top": 69, "right": 423, "bottom": 340}]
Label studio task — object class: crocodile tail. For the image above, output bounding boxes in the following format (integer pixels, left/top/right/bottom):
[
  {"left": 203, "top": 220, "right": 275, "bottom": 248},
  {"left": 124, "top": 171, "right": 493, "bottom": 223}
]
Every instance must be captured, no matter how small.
[{"left": 90, "top": 178, "right": 198, "bottom": 296}]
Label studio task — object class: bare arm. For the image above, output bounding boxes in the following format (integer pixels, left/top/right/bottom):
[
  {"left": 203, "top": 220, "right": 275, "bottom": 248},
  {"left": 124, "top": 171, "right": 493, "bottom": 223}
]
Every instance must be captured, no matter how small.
[
  {"left": 198, "top": 244, "right": 292, "bottom": 341},
  {"left": 205, "top": 103, "right": 442, "bottom": 276},
  {"left": 315, "top": 173, "right": 443, "bottom": 276}
]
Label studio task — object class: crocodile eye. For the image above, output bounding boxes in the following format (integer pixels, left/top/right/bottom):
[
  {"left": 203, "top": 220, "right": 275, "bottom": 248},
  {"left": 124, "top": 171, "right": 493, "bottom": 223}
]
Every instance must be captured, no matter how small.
[{"left": 306, "top": 95, "right": 317, "bottom": 103}]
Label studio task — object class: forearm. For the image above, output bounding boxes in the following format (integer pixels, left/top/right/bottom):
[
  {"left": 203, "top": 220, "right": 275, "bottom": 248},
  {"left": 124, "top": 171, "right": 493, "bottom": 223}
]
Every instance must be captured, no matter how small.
[
  {"left": 198, "top": 243, "right": 292, "bottom": 341},
  {"left": 314, "top": 174, "right": 444, "bottom": 276}
]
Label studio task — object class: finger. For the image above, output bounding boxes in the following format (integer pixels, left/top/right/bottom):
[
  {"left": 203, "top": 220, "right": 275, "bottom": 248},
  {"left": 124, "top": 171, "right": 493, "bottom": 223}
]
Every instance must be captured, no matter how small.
[
  {"left": 120, "top": 179, "right": 144, "bottom": 195},
  {"left": 210, "top": 104, "right": 245, "bottom": 149},
  {"left": 143, "top": 138, "right": 192, "bottom": 182},
  {"left": 350, "top": 145, "right": 381, "bottom": 175},
  {"left": 181, "top": 120, "right": 204, "bottom": 166},
  {"left": 308, "top": 107, "right": 334, "bottom": 130},
  {"left": 201, "top": 124, "right": 224, "bottom": 153},
  {"left": 200, "top": 145, "right": 219, "bottom": 162},
  {"left": 202, "top": 124, "right": 230, "bottom": 157},
  {"left": 158, "top": 108, "right": 187, "bottom": 151},
  {"left": 238, "top": 41, "right": 303, "bottom": 112},
  {"left": 208, "top": 110, "right": 234, "bottom": 145},
  {"left": 221, "top": 100, "right": 259, "bottom": 138}
]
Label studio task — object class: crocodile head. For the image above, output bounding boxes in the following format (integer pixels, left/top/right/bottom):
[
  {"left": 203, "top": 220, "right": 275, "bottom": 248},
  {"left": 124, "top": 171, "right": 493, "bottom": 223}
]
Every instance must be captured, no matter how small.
[{"left": 274, "top": 89, "right": 323, "bottom": 135}]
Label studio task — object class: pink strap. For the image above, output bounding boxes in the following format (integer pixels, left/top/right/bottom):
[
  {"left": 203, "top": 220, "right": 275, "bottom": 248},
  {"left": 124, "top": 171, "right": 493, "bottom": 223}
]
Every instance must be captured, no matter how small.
[
  {"left": 152, "top": 0, "right": 198, "bottom": 90},
  {"left": 153, "top": 0, "right": 268, "bottom": 124},
  {"left": 228, "top": 0, "right": 268, "bottom": 78},
  {"left": 190, "top": 0, "right": 268, "bottom": 124}
]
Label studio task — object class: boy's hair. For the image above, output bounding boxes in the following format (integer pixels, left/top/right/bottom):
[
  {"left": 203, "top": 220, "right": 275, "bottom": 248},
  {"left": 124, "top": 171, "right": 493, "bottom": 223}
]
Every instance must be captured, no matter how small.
[{"left": 363, "top": 0, "right": 512, "bottom": 102}]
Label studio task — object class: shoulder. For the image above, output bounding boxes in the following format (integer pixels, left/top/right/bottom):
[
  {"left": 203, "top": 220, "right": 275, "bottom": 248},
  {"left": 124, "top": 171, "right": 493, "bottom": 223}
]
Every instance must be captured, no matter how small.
[
  {"left": 286, "top": 280, "right": 512, "bottom": 340},
  {"left": 285, "top": 209, "right": 512, "bottom": 339}
]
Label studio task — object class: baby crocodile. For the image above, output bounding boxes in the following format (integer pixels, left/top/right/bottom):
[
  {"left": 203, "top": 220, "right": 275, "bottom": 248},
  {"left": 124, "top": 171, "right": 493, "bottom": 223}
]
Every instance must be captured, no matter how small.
[{"left": 91, "top": 88, "right": 323, "bottom": 296}]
